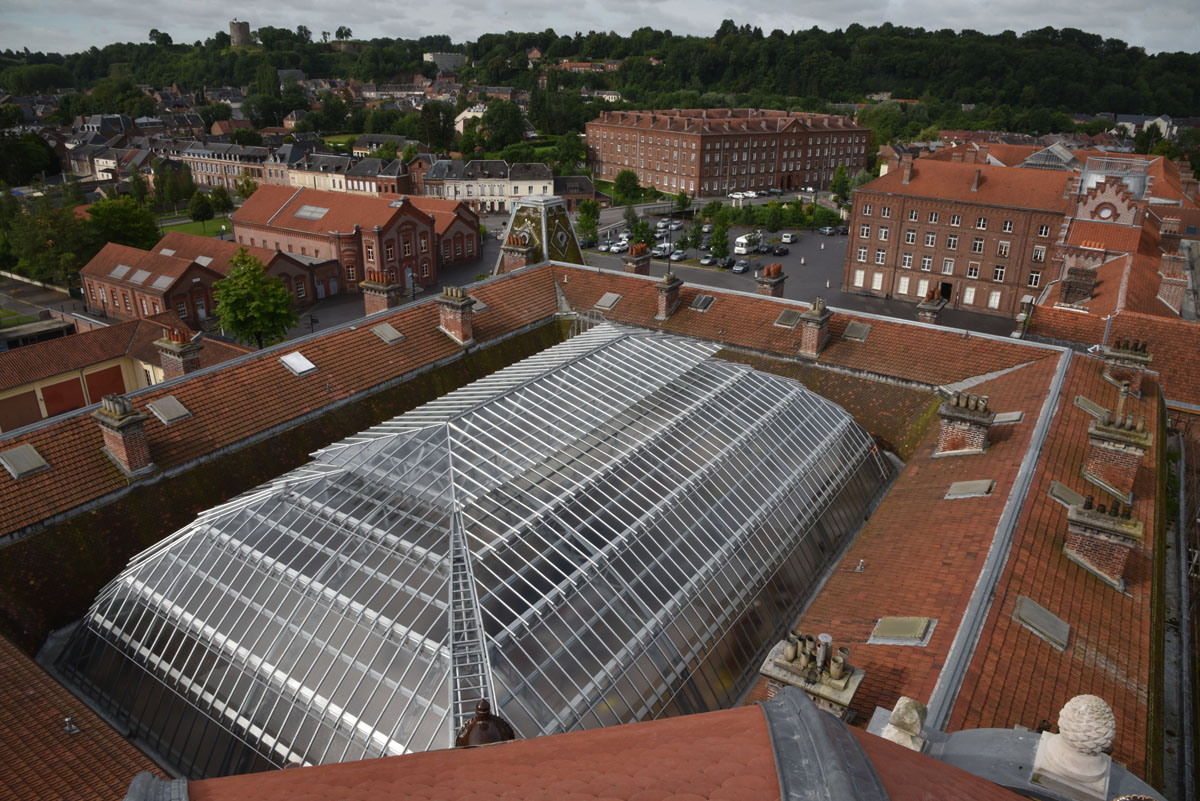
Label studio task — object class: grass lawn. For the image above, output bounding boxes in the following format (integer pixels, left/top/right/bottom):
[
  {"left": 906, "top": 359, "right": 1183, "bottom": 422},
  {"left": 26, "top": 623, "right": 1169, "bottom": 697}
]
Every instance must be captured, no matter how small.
[
  {"left": 161, "top": 218, "right": 232, "bottom": 237},
  {"left": 0, "top": 308, "right": 37, "bottom": 327},
  {"left": 322, "top": 134, "right": 358, "bottom": 151}
]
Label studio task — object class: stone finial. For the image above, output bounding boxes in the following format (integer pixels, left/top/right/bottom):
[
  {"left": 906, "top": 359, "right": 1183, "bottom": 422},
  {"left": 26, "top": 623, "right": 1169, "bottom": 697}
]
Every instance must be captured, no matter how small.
[
  {"left": 454, "top": 699, "right": 516, "bottom": 748},
  {"left": 1032, "top": 695, "right": 1116, "bottom": 801},
  {"left": 879, "top": 696, "right": 927, "bottom": 752}
]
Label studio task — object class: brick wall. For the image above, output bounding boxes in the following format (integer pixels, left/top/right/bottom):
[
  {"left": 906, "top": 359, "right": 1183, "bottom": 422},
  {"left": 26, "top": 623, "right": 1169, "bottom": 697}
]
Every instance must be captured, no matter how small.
[
  {"left": 98, "top": 420, "right": 152, "bottom": 473},
  {"left": 1084, "top": 438, "right": 1144, "bottom": 498},
  {"left": 937, "top": 418, "right": 987, "bottom": 453},
  {"left": 1064, "top": 529, "right": 1133, "bottom": 587}
]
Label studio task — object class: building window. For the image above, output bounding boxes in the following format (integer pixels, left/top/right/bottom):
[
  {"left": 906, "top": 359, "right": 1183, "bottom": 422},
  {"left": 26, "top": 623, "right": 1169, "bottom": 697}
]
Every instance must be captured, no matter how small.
[
  {"left": 921, "top": 255, "right": 932, "bottom": 271},
  {"left": 942, "top": 258, "right": 954, "bottom": 274},
  {"left": 296, "top": 281, "right": 306, "bottom": 298},
  {"left": 946, "top": 235, "right": 958, "bottom": 250},
  {"left": 863, "top": 204, "right": 872, "bottom": 216},
  {"left": 871, "top": 272, "right": 884, "bottom": 290},
  {"left": 177, "top": 300, "right": 187, "bottom": 317},
  {"left": 901, "top": 253, "right": 913, "bottom": 269},
  {"left": 140, "top": 298, "right": 147, "bottom": 315},
  {"left": 997, "top": 241, "right": 1010, "bottom": 258},
  {"left": 976, "top": 217, "right": 987, "bottom": 230},
  {"left": 152, "top": 302, "right": 159, "bottom": 313},
  {"left": 917, "top": 278, "right": 929, "bottom": 297},
  {"left": 857, "top": 246, "right": 867, "bottom": 262},
  {"left": 905, "top": 229, "right": 916, "bottom": 244},
  {"left": 950, "top": 214, "right": 961, "bottom": 226},
  {"left": 386, "top": 243, "right": 394, "bottom": 261},
  {"left": 963, "top": 286, "right": 976, "bottom": 305},
  {"left": 875, "top": 249, "right": 886, "bottom": 264},
  {"left": 878, "top": 226, "right": 889, "bottom": 241},
  {"left": 972, "top": 238, "right": 984, "bottom": 254},
  {"left": 1038, "top": 224, "right": 1050, "bottom": 237},
  {"left": 455, "top": 240, "right": 462, "bottom": 256},
  {"left": 123, "top": 293, "right": 130, "bottom": 311},
  {"left": 988, "top": 290, "right": 1001, "bottom": 309},
  {"left": 993, "top": 265, "right": 1006, "bottom": 282},
  {"left": 967, "top": 262, "right": 980, "bottom": 278},
  {"left": 1033, "top": 246, "right": 1045, "bottom": 263},
  {"left": 881, "top": 206, "right": 891, "bottom": 218},
  {"left": 346, "top": 265, "right": 356, "bottom": 282},
  {"left": 853, "top": 269, "right": 865, "bottom": 287},
  {"left": 111, "top": 290, "right": 119, "bottom": 307},
  {"left": 403, "top": 240, "right": 412, "bottom": 257},
  {"left": 1029, "top": 270, "right": 1041, "bottom": 288},
  {"left": 898, "top": 275, "right": 910, "bottom": 295},
  {"left": 1002, "top": 220, "right": 1014, "bottom": 233},
  {"left": 422, "top": 260, "right": 430, "bottom": 278},
  {"left": 87, "top": 283, "right": 95, "bottom": 301},
  {"left": 859, "top": 224, "right": 870, "bottom": 238},
  {"left": 908, "top": 209, "right": 918, "bottom": 221},
  {"left": 924, "top": 232, "right": 936, "bottom": 247},
  {"left": 420, "top": 235, "right": 428, "bottom": 252},
  {"left": 928, "top": 212, "right": 939, "bottom": 223}
]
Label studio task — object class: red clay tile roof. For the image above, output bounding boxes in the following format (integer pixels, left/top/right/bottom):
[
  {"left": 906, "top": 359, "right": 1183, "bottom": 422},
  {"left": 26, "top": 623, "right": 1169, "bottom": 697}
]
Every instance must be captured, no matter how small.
[
  {"left": 864, "top": 159, "right": 1073, "bottom": 213},
  {"left": 1065, "top": 219, "right": 1145, "bottom": 254},
  {"left": 1110, "top": 313, "right": 1200, "bottom": 412},
  {"left": 950, "top": 355, "right": 1160, "bottom": 775},
  {"left": 190, "top": 704, "right": 782, "bottom": 801},
  {"left": 744, "top": 356, "right": 1063, "bottom": 719},
  {"left": 0, "top": 268, "right": 559, "bottom": 538},
  {"left": 407, "top": 196, "right": 476, "bottom": 236},
  {"left": 0, "top": 634, "right": 162, "bottom": 801},
  {"left": 0, "top": 313, "right": 198, "bottom": 393},
  {"left": 556, "top": 269, "right": 1056, "bottom": 386},
  {"left": 80, "top": 242, "right": 204, "bottom": 286},
  {"left": 154, "top": 230, "right": 280, "bottom": 274},
  {"left": 233, "top": 185, "right": 430, "bottom": 235}
]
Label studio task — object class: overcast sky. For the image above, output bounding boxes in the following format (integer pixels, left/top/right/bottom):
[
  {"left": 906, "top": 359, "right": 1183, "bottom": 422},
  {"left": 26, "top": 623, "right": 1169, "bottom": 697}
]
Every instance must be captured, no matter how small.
[{"left": 1, "top": 1, "right": 1196, "bottom": 57}]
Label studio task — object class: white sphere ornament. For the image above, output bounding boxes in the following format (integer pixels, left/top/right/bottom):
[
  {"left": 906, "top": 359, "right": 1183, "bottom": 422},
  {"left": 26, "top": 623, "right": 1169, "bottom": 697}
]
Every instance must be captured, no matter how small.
[{"left": 1057, "top": 694, "right": 1116, "bottom": 757}]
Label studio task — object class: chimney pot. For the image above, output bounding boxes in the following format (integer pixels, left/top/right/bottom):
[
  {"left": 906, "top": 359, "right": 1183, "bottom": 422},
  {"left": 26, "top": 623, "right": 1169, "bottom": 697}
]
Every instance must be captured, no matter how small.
[{"left": 92, "top": 394, "right": 154, "bottom": 475}]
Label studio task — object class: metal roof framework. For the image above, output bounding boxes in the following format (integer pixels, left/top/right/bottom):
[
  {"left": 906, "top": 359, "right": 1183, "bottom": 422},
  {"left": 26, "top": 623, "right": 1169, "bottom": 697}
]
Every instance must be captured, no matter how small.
[{"left": 59, "top": 325, "right": 892, "bottom": 777}]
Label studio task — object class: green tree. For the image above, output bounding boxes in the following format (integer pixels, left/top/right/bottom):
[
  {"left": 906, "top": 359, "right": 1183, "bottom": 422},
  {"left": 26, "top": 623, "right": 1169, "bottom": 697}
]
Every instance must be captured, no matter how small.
[
  {"left": 213, "top": 248, "right": 298, "bottom": 348},
  {"left": 829, "top": 164, "right": 850, "bottom": 202},
  {"left": 149, "top": 28, "right": 173, "bottom": 47},
  {"left": 0, "top": 104, "right": 23, "bottom": 128},
  {"left": 61, "top": 176, "right": 86, "bottom": 207},
  {"left": 674, "top": 191, "right": 692, "bottom": 214},
  {"left": 335, "top": 26, "right": 352, "bottom": 40},
  {"left": 630, "top": 219, "right": 655, "bottom": 248},
  {"left": 553, "top": 133, "right": 585, "bottom": 173},
  {"left": 7, "top": 190, "right": 91, "bottom": 284},
  {"left": 87, "top": 196, "right": 160, "bottom": 249},
  {"left": 623, "top": 202, "right": 639, "bottom": 229},
  {"left": 576, "top": 199, "right": 600, "bottom": 242},
  {"left": 481, "top": 101, "right": 524, "bottom": 151},
  {"left": 255, "top": 63, "right": 281, "bottom": 99},
  {"left": 0, "top": 131, "right": 59, "bottom": 185},
  {"left": 128, "top": 163, "right": 148, "bottom": 206},
  {"left": 701, "top": 200, "right": 724, "bottom": 221},
  {"left": 710, "top": 223, "right": 730, "bottom": 258},
  {"left": 228, "top": 128, "right": 263, "bottom": 147},
  {"left": 1134, "top": 125, "right": 1164, "bottom": 154},
  {"left": 178, "top": 163, "right": 196, "bottom": 203},
  {"left": 764, "top": 202, "right": 784, "bottom": 233},
  {"left": 210, "top": 185, "right": 234, "bottom": 217},
  {"left": 372, "top": 141, "right": 400, "bottom": 163},
  {"left": 401, "top": 143, "right": 419, "bottom": 162},
  {"left": 613, "top": 169, "right": 639, "bottom": 204},
  {"left": 850, "top": 169, "right": 874, "bottom": 190},
  {"left": 233, "top": 170, "right": 259, "bottom": 201},
  {"left": 188, "top": 191, "right": 214, "bottom": 232}
]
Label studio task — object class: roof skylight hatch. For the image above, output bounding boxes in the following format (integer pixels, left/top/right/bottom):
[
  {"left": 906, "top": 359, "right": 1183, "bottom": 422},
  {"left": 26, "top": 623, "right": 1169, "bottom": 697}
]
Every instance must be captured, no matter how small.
[
  {"left": 280, "top": 351, "right": 317, "bottom": 376},
  {"left": 594, "top": 292, "right": 621, "bottom": 311},
  {"left": 293, "top": 204, "right": 330, "bottom": 220},
  {"left": 843, "top": 321, "right": 871, "bottom": 342},
  {"left": 690, "top": 295, "right": 715, "bottom": 312},
  {"left": 944, "top": 479, "right": 994, "bottom": 499},
  {"left": 868, "top": 616, "right": 937, "bottom": 647},
  {"left": 775, "top": 309, "right": 801, "bottom": 328},
  {"left": 147, "top": 396, "right": 192, "bottom": 425},
  {"left": 0, "top": 444, "right": 49, "bottom": 479},
  {"left": 109, "top": 264, "right": 132, "bottom": 279},
  {"left": 1012, "top": 595, "right": 1070, "bottom": 651},
  {"left": 372, "top": 323, "right": 405, "bottom": 344}
]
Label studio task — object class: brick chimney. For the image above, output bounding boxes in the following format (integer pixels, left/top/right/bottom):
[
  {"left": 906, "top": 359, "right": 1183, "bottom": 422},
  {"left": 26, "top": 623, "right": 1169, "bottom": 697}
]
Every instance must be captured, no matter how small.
[
  {"left": 498, "top": 233, "right": 539, "bottom": 274},
  {"left": 798, "top": 298, "right": 833, "bottom": 359},
  {"left": 1058, "top": 265, "right": 1097, "bottom": 305},
  {"left": 1101, "top": 339, "right": 1152, "bottom": 396},
  {"left": 655, "top": 271, "right": 683, "bottom": 320},
  {"left": 623, "top": 242, "right": 651, "bottom": 275},
  {"left": 436, "top": 286, "right": 476, "bottom": 346},
  {"left": 1083, "top": 384, "right": 1151, "bottom": 501},
  {"left": 92, "top": 394, "right": 155, "bottom": 476},
  {"left": 964, "top": 148, "right": 977, "bottom": 165},
  {"left": 1157, "top": 252, "right": 1187, "bottom": 314},
  {"left": 901, "top": 157, "right": 914, "bottom": 185},
  {"left": 1064, "top": 495, "right": 1143, "bottom": 591},
  {"left": 156, "top": 327, "right": 203, "bottom": 379},
  {"left": 970, "top": 168, "right": 983, "bottom": 192},
  {"left": 360, "top": 268, "right": 404, "bottom": 315},
  {"left": 949, "top": 149, "right": 964, "bottom": 163},
  {"left": 916, "top": 287, "right": 947, "bottom": 324},
  {"left": 1175, "top": 158, "right": 1198, "bottom": 202},
  {"left": 935, "top": 392, "right": 996, "bottom": 455},
  {"left": 755, "top": 263, "right": 786, "bottom": 297}
]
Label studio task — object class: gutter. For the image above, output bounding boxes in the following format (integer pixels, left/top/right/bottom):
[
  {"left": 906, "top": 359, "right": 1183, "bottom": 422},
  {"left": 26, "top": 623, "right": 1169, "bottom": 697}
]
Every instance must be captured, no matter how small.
[{"left": 925, "top": 346, "right": 1073, "bottom": 730}]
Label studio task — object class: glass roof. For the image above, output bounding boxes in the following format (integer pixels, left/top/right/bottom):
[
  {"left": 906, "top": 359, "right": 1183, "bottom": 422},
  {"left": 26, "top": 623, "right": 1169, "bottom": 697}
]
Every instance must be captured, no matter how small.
[{"left": 60, "top": 324, "right": 891, "bottom": 776}]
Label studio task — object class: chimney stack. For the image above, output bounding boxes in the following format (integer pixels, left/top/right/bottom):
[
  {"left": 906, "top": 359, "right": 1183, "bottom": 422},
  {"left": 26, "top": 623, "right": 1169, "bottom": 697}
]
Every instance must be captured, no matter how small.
[
  {"left": 1101, "top": 339, "right": 1151, "bottom": 396},
  {"left": 1083, "top": 384, "right": 1151, "bottom": 501},
  {"left": 92, "top": 394, "right": 155, "bottom": 476},
  {"left": 1059, "top": 265, "right": 1097, "bottom": 305},
  {"left": 436, "top": 286, "right": 476, "bottom": 346},
  {"left": 360, "top": 268, "right": 404, "bottom": 315},
  {"left": 156, "top": 327, "right": 203, "bottom": 379},
  {"left": 901, "top": 158, "right": 913, "bottom": 185},
  {"left": 622, "top": 242, "right": 651, "bottom": 275},
  {"left": 655, "top": 271, "right": 683, "bottom": 320},
  {"left": 755, "top": 263, "right": 786, "bottom": 297},
  {"left": 1157, "top": 252, "right": 1187, "bottom": 314},
  {"left": 935, "top": 392, "right": 996, "bottom": 455},
  {"left": 1064, "top": 495, "right": 1143, "bottom": 591},
  {"left": 497, "top": 232, "right": 539, "bottom": 274},
  {"left": 798, "top": 298, "right": 834, "bottom": 359}
]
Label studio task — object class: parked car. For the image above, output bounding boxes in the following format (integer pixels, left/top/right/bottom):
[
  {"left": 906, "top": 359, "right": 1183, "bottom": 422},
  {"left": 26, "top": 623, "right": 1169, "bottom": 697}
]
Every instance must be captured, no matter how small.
[
  {"left": 702, "top": 223, "right": 713, "bottom": 233},
  {"left": 669, "top": 220, "right": 683, "bottom": 230},
  {"left": 819, "top": 226, "right": 836, "bottom": 235},
  {"left": 728, "top": 191, "right": 744, "bottom": 199},
  {"left": 655, "top": 230, "right": 667, "bottom": 240},
  {"left": 717, "top": 256, "right": 734, "bottom": 269},
  {"left": 773, "top": 245, "right": 790, "bottom": 256},
  {"left": 656, "top": 219, "right": 670, "bottom": 230},
  {"left": 756, "top": 243, "right": 772, "bottom": 254},
  {"left": 699, "top": 238, "right": 711, "bottom": 250},
  {"left": 609, "top": 241, "right": 627, "bottom": 253},
  {"left": 780, "top": 232, "right": 794, "bottom": 244},
  {"left": 732, "top": 259, "right": 751, "bottom": 274},
  {"left": 699, "top": 254, "right": 715, "bottom": 266},
  {"left": 579, "top": 238, "right": 597, "bottom": 249},
  {"left": 744, "top": 190, "right": 758, "bottom": 198},
  {"left": 669, "top": 249, "right": 687, "bottom": 262},
  {"left": 597, "top": 242, "right": 610, "bottom": 252},
  {"left": 768, "top": 188, "right": 783, "bottom": 195},
  {"left": 837, "top": 226, "right": 849, "bottom": 235}
]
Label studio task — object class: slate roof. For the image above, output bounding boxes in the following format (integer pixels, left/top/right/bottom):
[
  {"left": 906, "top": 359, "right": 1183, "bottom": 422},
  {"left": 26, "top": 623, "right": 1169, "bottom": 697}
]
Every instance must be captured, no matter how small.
[
  {"left": 0, "top": 635, "right": 163, "bottom": 801},
  {"left": 951, "top": 355, "right": 1161, "bottom": 776}
]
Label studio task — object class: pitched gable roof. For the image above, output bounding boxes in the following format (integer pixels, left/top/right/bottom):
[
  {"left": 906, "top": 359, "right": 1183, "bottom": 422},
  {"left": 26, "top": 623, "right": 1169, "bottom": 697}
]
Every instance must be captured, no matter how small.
[
  {"left": 866, "top": 159, "right": 1073, "bottom": 212},
  {"left": 232, "top": 185, "right": 429, "bottom": 235}
]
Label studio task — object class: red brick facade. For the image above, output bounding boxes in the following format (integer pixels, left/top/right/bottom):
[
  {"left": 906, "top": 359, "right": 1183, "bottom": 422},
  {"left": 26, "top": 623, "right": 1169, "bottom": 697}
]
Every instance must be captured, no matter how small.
[{"left": 586, "top": 109, "right": 869, "bottom": 198}]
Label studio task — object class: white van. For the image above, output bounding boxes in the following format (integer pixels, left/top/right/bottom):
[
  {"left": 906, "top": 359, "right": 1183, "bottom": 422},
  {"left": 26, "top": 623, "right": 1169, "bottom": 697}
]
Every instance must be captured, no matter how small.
[
  {"left": 781, "top": 232, "right": 794, "bottom": 244},
  {"left": 733, "top": 234, "right": 757, "bottom": 255}
]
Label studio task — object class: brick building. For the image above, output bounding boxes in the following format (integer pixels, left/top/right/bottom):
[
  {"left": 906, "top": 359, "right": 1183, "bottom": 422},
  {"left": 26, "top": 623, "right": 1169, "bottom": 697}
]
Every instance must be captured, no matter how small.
[
  {"left": 81, "top": 231, "right": 338, "bottom": 324},
  {"left": 585, "top": 108, "right": 870, "bottom": 198},
  {"left": 841, "top": 155, "right": 1072, "bottom": 318},
  {"left": 232, "top": 185, "right": 479, "bottom": 294}
]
